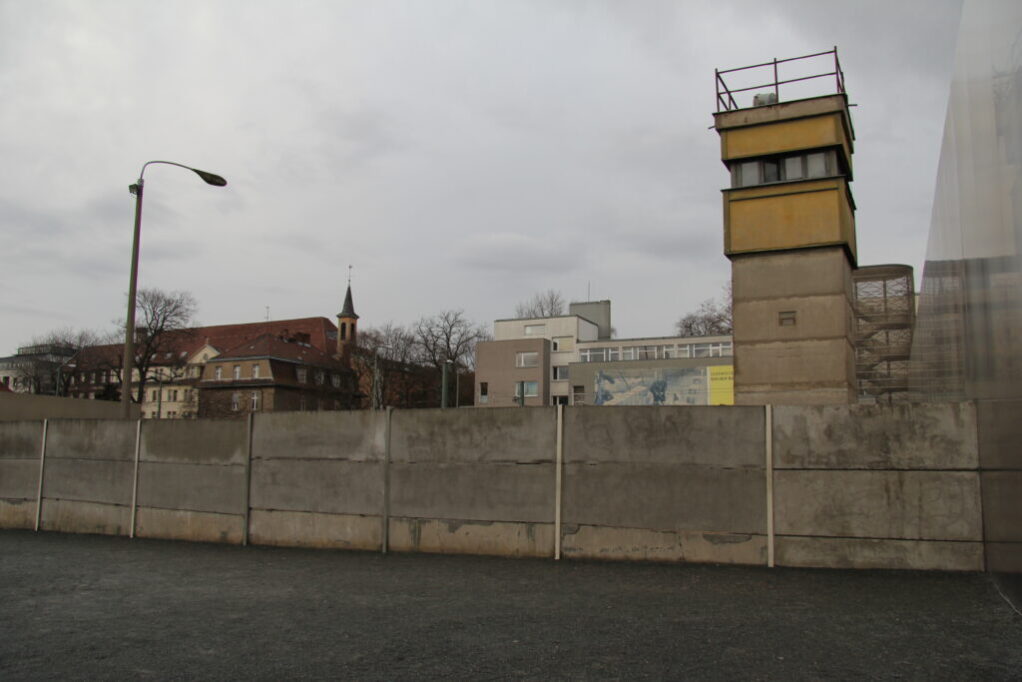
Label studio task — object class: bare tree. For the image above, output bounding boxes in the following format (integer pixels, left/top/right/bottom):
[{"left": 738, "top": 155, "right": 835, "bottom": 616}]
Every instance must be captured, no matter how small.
[
  {"left": 414, "top": 310, "right": 489, "bottom": 371},
  {"left": 675, "top": 283, "right": 733, "bottom": 337},
  {"left": 354, "top": 323, "right": 421, "bottom": 408},
  {"left": 514, "top": 289, "right": 566, "bottom": 318},
  {"left": 118, "top": 288, "right": 198, "bottom": 404},
  {"left": 10, "top": 327, "right": 101, "bottom": 395}
]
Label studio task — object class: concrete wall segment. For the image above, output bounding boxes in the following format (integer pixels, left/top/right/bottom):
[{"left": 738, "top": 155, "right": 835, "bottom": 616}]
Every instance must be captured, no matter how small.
[
  {"left": 251, "top": 459, "right": 382, "bottom": 516},
  {"left": 564, "top": 464, "right": 766, "bottom": 534},
  {"left": 45, "top": 420, "right": 136, "bottom": 461},
  {"left": 564, "top": 406, "right": 763, "bottom": 467},
  {"left": 0, "top": 393, "right": 136, "bottom": 421},
  {"left": 561, "top": 525, "right": 767, "bottom": 565},
  {"left": 40, "top": 498, "right": 129, "bottom": 536},
  {"left": 135, "top": 507, "right": 244, "bottom": 545},
  {"left": 980, "top": 472, "right": 1022, "bottom": 542},
  {"left": 977, "top": 399, "right": 1022, "bottom": 470},
  {"left": 773, "top": 403, "right": 979, "bottom": 470},
  {"left": 249, "top": 509, "right": 380, "bottom": 551},
  {"left": 141, "top": 420, "right": 247, "bottom": 465},
  {"left": 252, "top": 411, "right": 385, "bottom": 461},
  {"left": 776, "top": 536, "right": 984, "bottom": 571},
  {"left": 138, "top": 462, "right": 246, "bottom": 514},
  {"left": 0, "top": 421, "right": 42, "bottom": 459},
  {"left": 391, "top": 408, "right": 555, "bottom": 464},
  {"left": 0, "top": 460, "right": 39, "bottom": 499},
  {"left": 389, "top": 462, "right": 553, "bottom": 523},
  {"left": 774, "top": 470, "right": 982, "bottom": 541},
  {"left": 42, "top": 459, "right": 133, "bottom": 506},
  {"left": 388, "top": 517, "right": 552, "bottom": 558},
  {"left": 0, "top": 499, "right": 34, "bottom": 529}
]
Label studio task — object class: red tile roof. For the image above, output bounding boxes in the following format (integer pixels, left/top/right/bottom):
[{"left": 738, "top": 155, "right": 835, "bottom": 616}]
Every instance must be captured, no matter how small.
[
  {"left": 72, "top": 317, "right": 339, "bottom": 369},
  {"left": 212, "top": 333, "right": 346, "bottom": 368}
]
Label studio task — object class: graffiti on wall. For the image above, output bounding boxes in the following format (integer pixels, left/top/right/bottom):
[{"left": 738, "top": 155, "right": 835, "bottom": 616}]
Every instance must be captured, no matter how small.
[{"left": 593, "top": 366, "right": 734, "bottom": 406}]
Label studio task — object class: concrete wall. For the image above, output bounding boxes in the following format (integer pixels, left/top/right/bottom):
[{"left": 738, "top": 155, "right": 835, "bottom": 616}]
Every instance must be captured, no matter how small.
[
  {"left": 0, "top": 392, "right": 138, "bottom": 421},
  {"left": 388, "top": 407, "right": 556, "bottom": 557},
  {"left": 562, "top": 406, "right": 766, "bottom": 564},
  {"left": 249, "top": 411, "right": 385, "bottom": 550},
  {"left": 772, "top": 403, "right": 984, "bottom": 570},
  {"left": 0, "top": 402, "right": 1001, "bottom": 572}
]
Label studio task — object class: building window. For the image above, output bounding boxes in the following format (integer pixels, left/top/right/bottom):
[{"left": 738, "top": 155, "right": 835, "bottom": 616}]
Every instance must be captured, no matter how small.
[
  {"left": 779, "top": 310, "right": 798, "bottom": 326},
  {"left": 514, "top": 381, "right": 538, "bottom": 398},
  {"left": 250, "top": 392, "right": 260, "bottom": 411},
  {"left": 233, "top": 365, "right": 241, "bottom": 380},
  {"left": 693, "top": 343, "right": 711, "bottom": 358},
  {"left": 554, "top": 396, "right": 569, "bottom": 406},
  {"left": 621, "top": 347, "right": 635, "bottom": 361},
  {"left": 297, "top": 368, "right": 307, "bottom": 383},
  {"left": 231, "top": 392, "right": 241, "bottom": 411},
  {"left": 552, "top": 366, "right": 569, "bottom": 381},
  {"left": 551, "top": 339, "right": 560, "bottom": 351},
  {"left": 331, "top": 374, "right": 340, "bottom": 388},
  {"left": 578, "top": 348, "right": 606, "bottom": 363},
  {"left": 806, "top": 152, "right": 827, "bottom": 178},
  {"left": 315, "top": 370, "right": 324, "bottom": 385},
  {"left": 252, "top": 364, "right": 260, "bottom": 379},
  {"left": 607, "top": 347, "right": 621, "bottom": 361},
  {"left": 151, "top": 389, "right": 158, "bottom": 402},
  {"left": 524, "top": 324, "right": 546, "bottom": 336},
  {"left": 733, "top": 150, "right": 834, "bottom": 188},
  {"left": 636, "top": 346, "right": 657, "bottom": 360},
  {"left": 215, "top": 366, "right": 223, "bottom": 381},
  {"left": 515, "top": 352, "right": 538, "bottom": 368},
  {"left": 479, "top": 382, "right": 488, "bottom": 404}
]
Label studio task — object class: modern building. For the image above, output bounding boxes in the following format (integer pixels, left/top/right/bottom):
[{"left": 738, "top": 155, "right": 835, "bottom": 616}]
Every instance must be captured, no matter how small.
[
  {"left": 0, "top": 344, "right": 77, "bottom": 395},
  {"left": 475, "top": 300, "right": 734, "bottom": 407}
]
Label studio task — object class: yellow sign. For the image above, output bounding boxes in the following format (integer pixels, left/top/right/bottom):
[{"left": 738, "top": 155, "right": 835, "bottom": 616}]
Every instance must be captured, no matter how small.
[{"left": 708, "top": 365, "right": 734, "bottom": 405}]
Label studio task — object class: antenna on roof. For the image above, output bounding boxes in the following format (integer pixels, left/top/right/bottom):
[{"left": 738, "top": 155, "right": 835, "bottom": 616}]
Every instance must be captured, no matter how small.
[
  {"left": 348, "top": 264, "right": 352, "bottom": 286},
  {"left": 265, "top": 306, "right": 270, "bottom": 321}
]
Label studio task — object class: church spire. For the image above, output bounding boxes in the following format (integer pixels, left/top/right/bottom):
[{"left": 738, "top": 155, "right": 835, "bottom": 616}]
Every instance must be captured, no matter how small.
[{"left": 337, "top": 266, "right": 358, "bottom": 361}]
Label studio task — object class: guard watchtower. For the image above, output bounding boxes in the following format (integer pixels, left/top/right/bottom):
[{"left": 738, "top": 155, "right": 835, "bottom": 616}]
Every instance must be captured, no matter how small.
[{"left": 714, "top": 49, "right": 857, "bottom": 404}]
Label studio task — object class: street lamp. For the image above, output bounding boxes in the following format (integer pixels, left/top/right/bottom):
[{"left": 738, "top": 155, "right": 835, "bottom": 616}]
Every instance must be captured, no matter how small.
[{"left": 121, "top": 161, "right": 226, "bottom": 418}]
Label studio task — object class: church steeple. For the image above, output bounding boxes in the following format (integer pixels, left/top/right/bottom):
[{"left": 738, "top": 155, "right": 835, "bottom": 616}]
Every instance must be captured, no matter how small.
[{"left": 337, "top": 266, "right": 358, "bottom": 361}]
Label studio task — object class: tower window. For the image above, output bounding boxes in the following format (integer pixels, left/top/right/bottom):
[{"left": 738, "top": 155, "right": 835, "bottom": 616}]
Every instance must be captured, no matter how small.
[
  {"left": 340, "top": 323, "right": 347, "bottom": 341},
  {"left": 732, "top": 150, "right": 835, "bottom": 188},
  {"left": 779, "top": 311, "right": 798, "bottom": 326}
]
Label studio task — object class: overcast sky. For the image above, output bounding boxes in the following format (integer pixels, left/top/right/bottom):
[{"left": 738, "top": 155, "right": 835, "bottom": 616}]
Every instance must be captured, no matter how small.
[{"left": 0, "top": 0, "right": 962, "bottom": 354}]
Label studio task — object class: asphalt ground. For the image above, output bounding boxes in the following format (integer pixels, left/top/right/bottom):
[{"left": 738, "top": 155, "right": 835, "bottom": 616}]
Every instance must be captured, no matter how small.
[{"left": 1, "top": 530, "right": 1020, "bottom": 681}]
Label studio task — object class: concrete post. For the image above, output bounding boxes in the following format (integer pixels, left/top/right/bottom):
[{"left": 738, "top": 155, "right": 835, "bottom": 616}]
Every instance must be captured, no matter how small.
[
  {"left": 382, "top": 407, "right": 393, "bottom": 554},
  {"left": 129, "top": 419, "right": 142, "bottom": 538},
  {"left": 243, "top": 412, "right": 254, "bottom": 546},
  {"left": 34, "top": 419, "right": 48, "bottom": 532},
  {"left": 765, "top": 404, "right": 775, "bottom": 568},
  {"left": 555, "top": 404, "right": 564, "bottom": 560}
]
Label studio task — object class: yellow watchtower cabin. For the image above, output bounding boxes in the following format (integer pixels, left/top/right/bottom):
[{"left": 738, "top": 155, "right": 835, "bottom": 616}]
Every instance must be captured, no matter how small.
[{"left": 714, "top": 49, "right": 858, "bottom": 405}]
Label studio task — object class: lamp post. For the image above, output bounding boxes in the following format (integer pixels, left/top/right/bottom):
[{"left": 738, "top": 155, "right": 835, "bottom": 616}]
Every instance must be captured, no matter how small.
[
  {"left": 441, "top": 359, "right": 452, "bottom": 409},
  {"left": 121, "top": 161, "right": 226, "bottom": 418}
]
